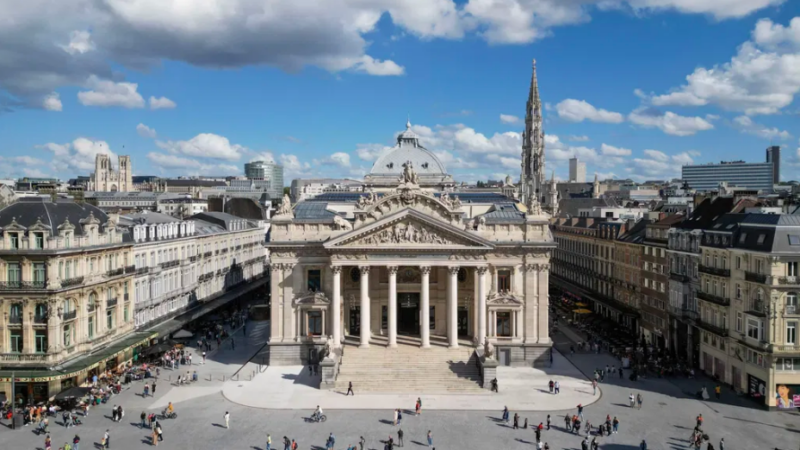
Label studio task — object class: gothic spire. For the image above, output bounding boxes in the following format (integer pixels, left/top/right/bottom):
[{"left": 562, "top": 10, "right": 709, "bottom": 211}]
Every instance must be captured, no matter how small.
[
  {"left": 520, "top": 58, "right": 545, "bottom": 205},
  {"left": 528, "top": 59, "right": 541, "bottom": 116}
]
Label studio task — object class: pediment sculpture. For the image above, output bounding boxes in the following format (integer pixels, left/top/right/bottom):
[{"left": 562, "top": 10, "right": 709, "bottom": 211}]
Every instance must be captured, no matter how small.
[
  {"left": 351, "top": 221, "right": 453, "bottom": 246},
  {"left": 333, "top": 215, "right": 352, "bottom": 231},
  {"left": 292, "top": 290, "right": 330, "bottom": 306},
  {"left": 487, "top": 291, "right": 523, "bottom": 306}
]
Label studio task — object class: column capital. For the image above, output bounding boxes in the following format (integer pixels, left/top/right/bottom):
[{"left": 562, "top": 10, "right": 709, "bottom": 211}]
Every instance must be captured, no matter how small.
[
  {"left": 387, "top": 266, "right": 399, "bottom": 275},
  {"left": 330, "top": 265, "right": 342, "bottom": 275},
  {"left": 448, "top": 266, "right": 460, "bottom": 276},
  {"left": 477, "top": 266, "right": 489, "bottom": 275},
  {"left": 419, "top": 266, "right": 431, "bottom": 275},
  {"left": 358, "top": 265, "right": 371, "bottom": 275}
]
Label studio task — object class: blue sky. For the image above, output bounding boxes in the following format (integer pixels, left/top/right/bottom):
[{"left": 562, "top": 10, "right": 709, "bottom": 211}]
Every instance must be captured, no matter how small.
[{"left": 0, "top": 0, "right": 799, "bottom": 184}]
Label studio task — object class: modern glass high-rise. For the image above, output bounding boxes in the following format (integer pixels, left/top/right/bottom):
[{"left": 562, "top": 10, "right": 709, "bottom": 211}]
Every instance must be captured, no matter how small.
[
  {"left": 244, "top": 160, "right": 284, "bottom": 198},
  {"left": 681, "top": 161, "right": 774, "bottom": 193},
  {"left": 766, "top": 146, "right": 780, "bottom": 184}
]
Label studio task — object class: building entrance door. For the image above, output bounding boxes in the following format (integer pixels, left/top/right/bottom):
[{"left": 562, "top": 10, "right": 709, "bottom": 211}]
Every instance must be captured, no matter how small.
[
  {"left": 349, "top": 307, "right": 360, "bottom": 337},
  {"left": 457, "top": 307, "right": 469, "bottom": 337},
  {"left": 397, "top": 293, "right": 420, "bottom": 335}
]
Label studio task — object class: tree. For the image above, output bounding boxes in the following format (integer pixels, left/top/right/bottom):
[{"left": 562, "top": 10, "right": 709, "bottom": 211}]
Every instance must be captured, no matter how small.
[{"left": 283, "top": 187, "right": 290, "bottom": 196}]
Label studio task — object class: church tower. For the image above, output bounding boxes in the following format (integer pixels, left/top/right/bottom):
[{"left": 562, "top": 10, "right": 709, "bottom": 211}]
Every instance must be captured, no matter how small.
[{"left": 519, "top": 59, "right": 546, "bottom": 205}]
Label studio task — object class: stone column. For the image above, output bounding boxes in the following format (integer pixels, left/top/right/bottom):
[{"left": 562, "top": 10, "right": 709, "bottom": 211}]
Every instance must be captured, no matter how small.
[
  {"left": 270, "top": 265, "right": 282, "bottom": 340},
  {"left": 283, "top": 264, "right": 296, "bottom": 341},
  {"left": 387, "top": 266, "right": 398, "bottom": 348},
  {"left": 420, "top": 266, "right": 431, "bottom": 348},
  {"left": 477, "top": 267, "right": 488, "bottom": 346},
  {"left": 538, "top": 264, "right": 550, "bottom": 343},
  {"left": 331, "top": 266, "right": 341, "bottom": 346},
  {"left": 448, "top": 266, "right": 459, "bottom": 348},
  {"left": 359, "top": 266, "right": 370, "bottom": 348}
]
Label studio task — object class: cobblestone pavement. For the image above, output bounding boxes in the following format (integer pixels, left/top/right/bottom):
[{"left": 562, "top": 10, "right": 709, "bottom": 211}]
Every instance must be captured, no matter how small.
[{"left": 2, "top": 320, "right": 799, "bottom": 450}]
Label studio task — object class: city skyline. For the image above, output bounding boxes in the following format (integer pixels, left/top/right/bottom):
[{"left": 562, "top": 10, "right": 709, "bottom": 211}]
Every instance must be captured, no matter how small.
[{"left": 0, "top": 1, "right": 799, "bottom": 185}]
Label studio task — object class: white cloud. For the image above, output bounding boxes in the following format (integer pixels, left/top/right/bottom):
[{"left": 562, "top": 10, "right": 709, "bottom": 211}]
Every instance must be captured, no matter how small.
[
  {"left": 629, "top": 148, "right": 697, "bottom": 180},
  {"left": 315, "top": 152, "right": 352, "bottom": 168},
  {"left": 568, "top": 135, "right": 589, "bottom": 142},
  {"left": 146, "top": 152, "right": 239, "bottom": 175},
  {"left": 38, "top": 137, "right": 116, "bottom": 174},
  {"left": 486, "top": 155, "right": 521, "bottom": 170},
  {"left": 251, "top": 152, "right": 276, "bottom": 163},
  {"left": 643, "top": 149, "right": 668, "bottom": 162},
  {"left": 651, "top": 18, "right": 800, "bottom": 115},
  {"left": 156, "top": 133, "right": 246, "bottom": 161},
  {"left": 280, "top": 154, "right": 313, "bottom": 178},
  {"left": 355, "top": 143, "right": 394, "bottom": 162},
  {"left": 136, "top": 123, "right": 157, "bottom": 138},
  {"left": 350, "top": 55, "right": 405, "bottom": 76},
  {"left": 149, "top": 96, "right": 177, "bottom": 110},
  {"left": 732, "top": 115, "right": 792, "bottom": 140},
  {"left": 500, "top": 114, "right": 520, "bottom": 124},
  {"left": 628, "top": 108, "right": 714, "bottom": 136},
  {"left": 42, "top": 92, "right": 62, "bottom": 111},
  {"left": 555, "top": 99, "right": 624, "bottom": 123},
  {"left": 77, "top": 76, "right": 145, "bottom": 108},
  {"left": 601, "top": 144, "right": 631, "bottom": 156},
  {"left": 435, "top": 150, "right": 480, "bottom": 169},
  {"left": 61, "top": 30, "right": 95, "bottom": 55}
]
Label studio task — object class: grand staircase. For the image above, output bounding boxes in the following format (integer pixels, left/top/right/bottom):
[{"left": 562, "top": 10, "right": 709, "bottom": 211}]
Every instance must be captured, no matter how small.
[{"left": 333, "top": 335, "right": 483, "bottom": 393}]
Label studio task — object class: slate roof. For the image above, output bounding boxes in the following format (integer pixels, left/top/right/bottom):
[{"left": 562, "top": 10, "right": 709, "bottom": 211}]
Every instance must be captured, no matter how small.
[
  {"left": 480, "top": 203, "right": 525, "bottom": 224},
  {"left": 307, "top": 192, "right": 512, "bottom": 204},
  {"left": 118, "top": 211, "right": 179, "bottom": 226},
  {"left": 617, "top": 219, "right": 648, "bottom": 243},
  {"left": 190, "top": 211, "right": 257, "bottom": 231},
  {"left": 0, "top": 197, "right": 109, "bottom": 233}
]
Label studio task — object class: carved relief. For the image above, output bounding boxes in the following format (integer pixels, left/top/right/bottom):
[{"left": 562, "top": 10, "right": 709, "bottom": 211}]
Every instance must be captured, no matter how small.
[
  {"left": 331, "top": 266, "right": 342, "bottom": 275},
  {"left": 292, "top": 290, "right": 330, "bottom": 306},
  {"left": 333, "top": 215, "right": 353, "bottom": 231},
  {"left": 397, "top": 267, "right": 420, "bottom": 283},
  {"left": 351, "top": 221, "right": 453, "bottom": 246},
  {"left": 387, "top": 266, "right": 399, "bottom": 276}
]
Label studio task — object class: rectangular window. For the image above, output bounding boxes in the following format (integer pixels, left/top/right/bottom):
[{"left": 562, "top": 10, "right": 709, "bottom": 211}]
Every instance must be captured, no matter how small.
[
  {"left": 10, "top": 330, "right": 22, "bottom": 352},
  {"left": 88, "top": 315, "right": 94, "bottom": 339},
  {"left": 307, "top": 269, "right": 321, "bottom": 292},
  {"left": 498, "top": 270, "right": 512, "bottom": 291},
  {"left": 34, "top": 232, "right": 44, "bottom": 249},
  {"left": 496, "top": 311, "right": 512, "bottom": 337},
  {"left": 106, "top": 309, "right": 113, "bottom": 330},
  {"left": 756, "top": 259, "right": 763, "bottom": 273},
  {"left": 33, "top": 263, "right": 46, "bottom": 286},
  {"left": 736, "top": 312, "right": 743, "bottom": 332},
  {"left": 307, "top": 310, "right": 322, "bottom": 336},
  {"left": 35, "top": 330, "right": 47, "bottom": 353},
  {"left": 747, "top": 318, "right": 761, "bottom": 340},
  {"left": 7, "top": 263, "right": 20, "bottom": 284},
  {"left": 736, "top": 256, "right": 741, "bottom": 269},
  {"left": 124, "top": 305, "right": 129, "bottom": 323},
  {"left": 736, "top": 284, "right": 741, "bottom": 299},
  {"left": 790, "top": 262, "right": 799, "bottom": 277},
  {"left": 788, "top": 321, "right": 798, "bottom": 345},
  {"left": 9, "top": 233, "right": 19, "bottom": 249},
  {"left": 63, "top": 324, "right": 72, "bottom": 347}
]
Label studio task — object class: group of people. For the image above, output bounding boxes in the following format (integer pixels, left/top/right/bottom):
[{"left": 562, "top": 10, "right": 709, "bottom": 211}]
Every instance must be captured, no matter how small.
[{"left": 42, "top": 433, "right": 80, "bottom": 450}]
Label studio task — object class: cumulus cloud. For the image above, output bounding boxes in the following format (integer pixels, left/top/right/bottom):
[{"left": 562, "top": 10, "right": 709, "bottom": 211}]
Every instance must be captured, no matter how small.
[
  {"left": 315, "top": 152, "right": 352, "bottom": 168},
  {"left": 351, "top": 55, "right": 405, "bottom": 76},
  {"left": 43, "top": 92, "right": 62, "bottom": 111},
  {"left": 136, "top": 123, "right": 157, "bottom": 138},
  {"left": 629, "top": 149, "right": 698, "bottom": 179},
  {"left": 568, "top": 135, "right": 589, "bottom": 142},
  {"left": 280, "top": 154, "right": 313, "bottom": 178},
  {"left": 38, "top": 137, "right": 116, "bottom": 173},
  {"left": 500, "top": 114, "right": 520, "bottom": 124},
  {"left": 77, "top": 76, "right": 145, "bottom": 108},
  {"left": 355, "top": 143, "right": 394, "bottom": 162},
  {"left": 651, "top": 17, "right": 800, "bottom": 115},
  {"left": 601, "top": 144, "right": 631, "bottom": 156},
  {"left": 628, "top": 108, "right": 714, "bottom": 136},
  {"left": 146, "top": 152, "right": 239, "bottom": 175},
  {"left": 555, "top": 99, "right": 624, "bottom": 123},
  {"left": 156, "top": 133, "right": 246, "bottom": 161},
  {"left": 61, "top": 30, "right": 95, "bottom": 55},
  {"left": 732, "top": 115, "right": 792, "bottom": 140},
  {"left": 149, "top": 96, "right": 177, "bottom": 110}
]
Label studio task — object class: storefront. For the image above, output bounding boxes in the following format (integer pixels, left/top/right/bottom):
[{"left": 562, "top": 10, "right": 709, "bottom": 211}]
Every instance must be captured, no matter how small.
[{"left": 748, "top": 373, "right": 767, "bottom": 403}]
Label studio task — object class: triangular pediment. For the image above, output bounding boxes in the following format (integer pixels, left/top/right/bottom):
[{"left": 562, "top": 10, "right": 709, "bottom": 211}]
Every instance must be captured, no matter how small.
[{"left": 325, "top": 209, "right": 493, "bottom": 250}]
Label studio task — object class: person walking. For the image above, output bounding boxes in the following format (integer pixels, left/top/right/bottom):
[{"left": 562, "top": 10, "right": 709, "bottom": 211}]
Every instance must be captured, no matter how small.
[
  {"left": 564, "top": 413, "right": 571, "bottom": 432},
  {"left": 502, "top": 406, "right": 509, "bottom": 423},
  {"left": 612, "top": 417, "right": 619, "bottom": 434},
  {"left": 327, "top": 432, "right": 335, "bottom": 450},
  {"left": 45, "top": 434, "right": 52, "bottom": 450},
  {"left": 393, "top": 409, "right": 399, "bottom": 426},
  {"left": 577, "top": 404, "right": 584, "bottom": 421},
  {"left": 696, "top": 414, "right": 703, "bottom": 428},
  {"left": 581, "top": 436, "right": 589, "bottom": 450},
  {"left": 152, "top": 382, "right": 157, "bottom": 396},
  {"left": 592, "top": 379, "right": 598, "bottom": 395},
  {"left": 397, "top": 429, "right": 404, "bottom": 447},
  {"left": 637, "top": 393, "right": 643, "bottom": 410},
  {"left": 140, "top": 411, "right": 147, "bottom": 429},
  {"left": 103, "top": 430, "right": 110, "bottom": 449},
  {"left": 523, "top": 418, "right": 528, "bottom": 430},
  {"left": 267, "top": 434, "right": 272, "bottom": 450},
  {"left": 513, "top": 413, "right": 519, "bottom": 430},
  {"left": 72, "top": 434, "right": 80, "bottom": 450},
  {"left": 143, "top": 383, "right": 149, "bottom": 398},
  {"left": 719, "top": 438, "right": 724, "bottom": 450},
  {"left": 640, "top": 440, "right": 647, "bottom": 450},
  {"left": 554, "top": 380, "right": 560, "bottom": 394},
  {"left": 224, "top": 411, "right": 230, "bottom": 429},
  {"left": 714, "top": 385, "right": 721, "bottom": 400},
  {"left": 283, "top": 436, "right": 291, "bottom": 450},
  {"left": 359, "top": 436, "right": 366, "bottom": 450},
  {"left": 546, "top": 414, "right": 551, "bottom": 430},
  {"left": 156, "top": 423, "right": 163, "bottom": 442},
  {"left": 397, "top": 409, "right": 402, "bottom": 425},
  {"left": 202, "top": 351, "right": 207, "bottom": 364},
  {"left": 416, "top": 397, "right": 422, "bottom": 415},
  {"left": 151, "top": 427, "right": 158, "bottom": 447},
  {"left": 426, "top": 431, "right": 432, "bottom": 447},
  {"left": 347, "top": 382, "right": 354, "bottom": 396},
  {"left": 548, "top": 380, "right": 554, "bottom": 394}
]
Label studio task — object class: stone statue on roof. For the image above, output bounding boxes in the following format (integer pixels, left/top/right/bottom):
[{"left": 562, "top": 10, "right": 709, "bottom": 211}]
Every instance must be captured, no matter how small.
[
  {"left": 276, "top": 194, "right": 293, "bottom": 216},
  {"left": 399, "top": 161, "right": 419, "bottom": 185}
]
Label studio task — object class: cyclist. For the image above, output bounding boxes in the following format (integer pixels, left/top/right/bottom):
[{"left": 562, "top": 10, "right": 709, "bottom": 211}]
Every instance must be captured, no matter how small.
[
  {"left": 314, "top": 405, "right": 323, "bottom": 422},
  {"left": 167, "top": 402, "right": 174, "bottom": 417}
]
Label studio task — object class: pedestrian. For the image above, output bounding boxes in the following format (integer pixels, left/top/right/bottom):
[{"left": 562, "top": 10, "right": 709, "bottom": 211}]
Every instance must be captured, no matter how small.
[
  {"left": 426, "top": 430, "right": 432, "bottom": 447},
  {"left": 548, "top": 380, "right": 554, "bottom": 394},
  {"left": 292, "top": 439, "right": 298, "bottom": 450},
  {"left": 397, "top": 409, "right": 402, "bottom": 425},
  {"left": 629, "top": 393, "right": 635, "bottom": 407},
  {"left": 637, "top": 393, "right": 643, "bottom": 409},
  {"left": 554, "top": 380, "right": 560, "bottom": 394},
  {"left": 502, "top": 406, "right": 509, "bottom": 423},
  {"left": 523, "top": 418, "right": 528, "bottom": 429},
  {"left": 360, "top": 436, "right": 366, "bottom": 450},
  {"left": 591, "top": 437, "right": 599, "bottom": 450},
  {"left": 327, "top": 432, "right": 335, "bottom": 450},
  {"left": 45, "top": 434, "right": 52, "bottom": 450},
  {"left": 398, "top": 429, "right": 404, "bottom": 447},
  {"left": 224, "top": 411, "right": 230, "bottom": 429},
  {"left": 564, "top": 413, "right": 571, "bottom": 432},
  {"left": 202, "top": 351, "right": 206, "bottom": 364},
  {"left": 577, "top": 404, "right": 584, "bottom": 421},
  {"left": 284, "top": 436, "right": 291, "bottom": 450},
  {"left": 612, "top": 417, "right": 619, "bottom": 434},
  {"left": 619, "top": 367, "right": 624, "bottom": 379},
  {"left": 592, "top": 379, "right": 597, "bottom": 395},
  {"left": 393, "top": 409, "right": 398, "bottom": 426},
  {"left": 152, "top": 382, "right": 156, "bottom": 395},
  {"left": 415, "top": 398, "right": 421, "bottom": 415},
  {"left": 267, "top": 434, "right": 272, "bottom": 450},
  {"left": 696, "top": 414, "right": 703, "bottom": 428},
  {"left": 143, "top": 384, "right": 149, "bottom": 398},
  {"left": 546, "top": 414, "right": 551, "bottom": 430},
  {"left": 537, "top": 440, "right": 543, "bottom": 450},
  {"left": 151, "top": 428, "right": 158, "bottom": 446},
  {"left": 73, "top": 434, "right": 80, "bottom": 450},
  {"left": 513, "top": 413, "right": 519, "bottom": 429},
  {"left": 156, "top": 424, "right": 163, "bottom": 442},
  {"left": 714, "top": 385, "right": 721, "bottom": 400},
  {"left": 231, "top": 337, "right": 235, "bottom": 350},
  {"left": 103, "top": 430, "right": 110, "bottom": 449},
  {"left": 581, "top": 436, "right": 589, "bottom": 450},
  {"left": 640, "top": 440, "right": 647, "bottom": 450},
  {"left": 347, "top": 381, "right": 354, "bottom": 396},
  {"left": 544, "top": 443, "right": 550, "bottom": 450},
  {"left": 719, "top": 438, "right": 724, "bottom": 450},
  {"left": 140, "top": 411, "right": 146, "bottom": 429}
]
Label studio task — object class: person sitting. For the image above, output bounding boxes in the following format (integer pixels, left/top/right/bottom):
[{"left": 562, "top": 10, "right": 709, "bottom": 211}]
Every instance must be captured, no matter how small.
[{"left": 192, "top": 371, "right": 198, "bottom": 382}]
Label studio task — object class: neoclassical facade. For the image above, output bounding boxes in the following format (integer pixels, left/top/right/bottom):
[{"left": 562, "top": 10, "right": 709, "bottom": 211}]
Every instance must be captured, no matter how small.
[{"left": 269, "top": 156, "right": 554, "bottom": 367}]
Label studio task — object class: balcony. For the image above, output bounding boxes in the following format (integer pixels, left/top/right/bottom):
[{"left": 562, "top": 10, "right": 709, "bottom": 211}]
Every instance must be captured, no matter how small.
[
  {"left": 136, "top": 267, "right": 150, "bottom": 275},
  {"left": 745, "top": 271, "right": 767, "bottom": 284},
  {"left": 786, "top": 305, "right": 799, "bottom": 315},
  {"left": 87, "top": 302, "right": 96, "bottom": 312},
  {"left": 697, "top": 290, "right": 730, "bottom": 306},
  {"left": 235, "top": 245, "right": 242, "bottom": 250},
  {"left": 33, "top": 313, "right": 47, "bottom": 324},
  {"left": 8, "top": 315, "right": 22, "bottom": 324},
  {"left": 106, "top": 297, "right": 118, "bottom": 308},
  {"left": 203, "top": 252, "right": 212, "bottom": 258},
  {"left": 62, "top": 310, "right": 77, "bottom": 321},
  {"left": 670, "top": 272, "right": 691, "bottom": 283},
  {"left": 697, "top": 318, "right": 728, "bottom": 337},
  {"left": 699, "top": 265, "right": 730, "bottom": 277},
  {"left": 124, "top": 265, "right": 136, "bottom": 274},
  {"left": 745, "top": 301, "right": 766, "bottom": 317},
  {"left": 777, "top": 276, "right": 800, "bottom": 286},
  {"left": 106, "top": 268, "right": 124, "bottom": 277},
  {"left": 189, "top": 256, "right": 198, "bottom": 263},
  {"left": 772, "top": 344, "right": 800, "bottom": 354},
  {"left": 161, "top": 260, "right": 180, "bottom": 269},
  {"left": 0, "top": 280, "right": 46, "bottom": 290},
  {"left": 61, "top": 276, "right": 84, "bottom": 288}
]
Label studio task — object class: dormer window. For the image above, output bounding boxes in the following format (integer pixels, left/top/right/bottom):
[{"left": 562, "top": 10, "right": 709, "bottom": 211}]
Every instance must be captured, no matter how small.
[
  {"left": 33, "top": 232, "right": 44, "bottom": 249},
  {"left": 9, "top": 232, "right": 18, "bottom": 249}
]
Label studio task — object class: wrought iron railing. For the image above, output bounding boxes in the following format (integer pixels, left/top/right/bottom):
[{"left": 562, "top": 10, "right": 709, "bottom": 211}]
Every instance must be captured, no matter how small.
[
  {"left": 106, "top": 268, "right": 124, "bottom": 277},
  {"left": 745, "top": 271, "right": 767, "bottom": 284},
  {"left": 61, "top": 276, "right": 84, "bottom": 288},
  {"left": 0, "top": 281, "right": 46, "bottom": 290},
  {"left": 697, "top": 290, "right": 730, "bottom": 306},
  {"left": 698, "top": 265, "right": 730, "bottom": 277},
  {"left": 63, "top": 310, "right": 77, "bottom": 321},
  {"left": 106, "top": 298, "right": 118, "bottom": 308}
]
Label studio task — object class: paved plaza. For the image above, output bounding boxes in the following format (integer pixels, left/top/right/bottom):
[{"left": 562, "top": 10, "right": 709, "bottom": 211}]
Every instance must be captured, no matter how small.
[{"left": 2, "top": 319, "right": 799, "bottom": 449}]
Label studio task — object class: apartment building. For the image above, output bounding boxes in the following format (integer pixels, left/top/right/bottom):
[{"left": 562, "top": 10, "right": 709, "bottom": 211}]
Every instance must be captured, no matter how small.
[
  {"left": 615, "top": 220, "right": 646, "bottom": 332},
  {"left": 0, "top": 198, "right": 138, "bottom": 405},
  {"left": 642, "top": 216, "right": 682, "bottom": 349}
]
